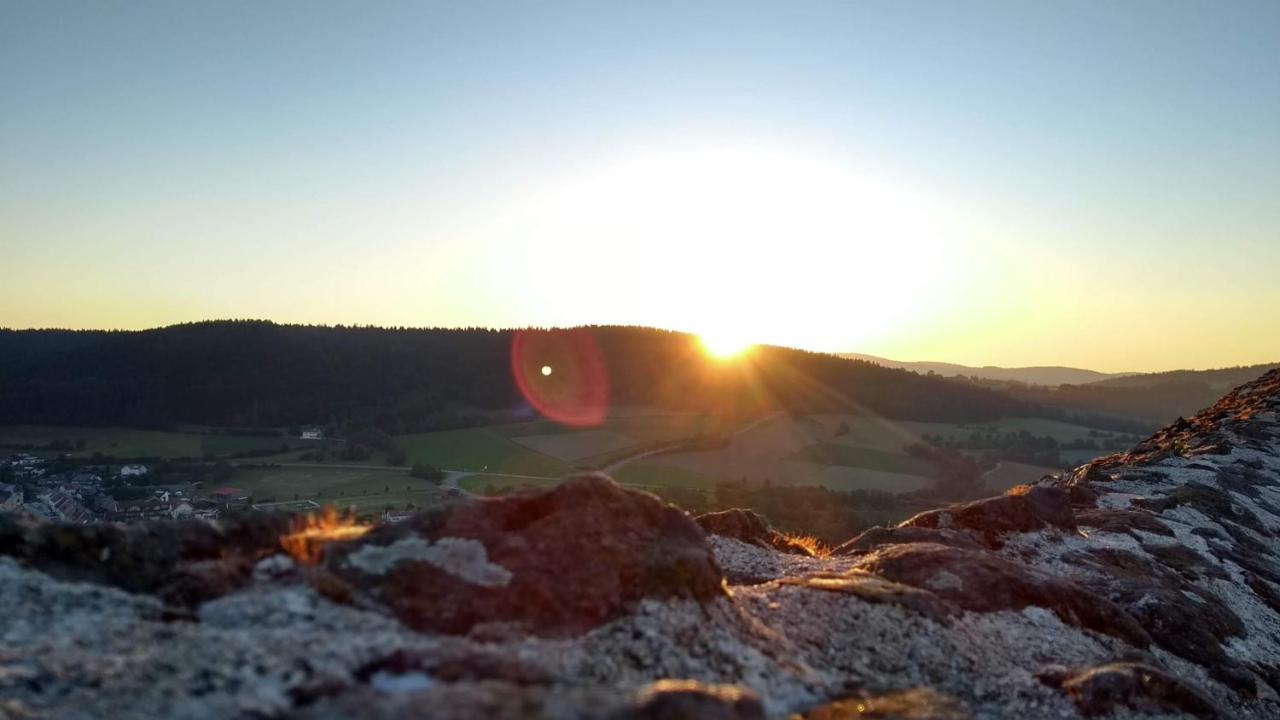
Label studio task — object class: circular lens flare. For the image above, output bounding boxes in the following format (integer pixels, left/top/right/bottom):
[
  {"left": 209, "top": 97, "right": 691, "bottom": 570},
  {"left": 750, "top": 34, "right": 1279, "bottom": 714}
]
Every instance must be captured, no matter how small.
[{"left": 511, "top": 329, "right": 608, "bottom": 426}]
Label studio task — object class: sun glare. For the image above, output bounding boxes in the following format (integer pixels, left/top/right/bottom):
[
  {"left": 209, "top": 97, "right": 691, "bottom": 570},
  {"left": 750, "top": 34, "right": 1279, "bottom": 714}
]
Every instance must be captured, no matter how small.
[
  {"left": 699, "top": 332, "right": 754, "bottom": 360},
  {"left": 512, "top": 145, "right": 969, "bottom": 353}
]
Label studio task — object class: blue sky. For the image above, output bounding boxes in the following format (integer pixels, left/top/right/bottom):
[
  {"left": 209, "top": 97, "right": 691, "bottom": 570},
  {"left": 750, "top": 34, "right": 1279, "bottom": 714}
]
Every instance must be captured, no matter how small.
[{"left": 2, "top": 1, "right": 1277, "bottom": 370}]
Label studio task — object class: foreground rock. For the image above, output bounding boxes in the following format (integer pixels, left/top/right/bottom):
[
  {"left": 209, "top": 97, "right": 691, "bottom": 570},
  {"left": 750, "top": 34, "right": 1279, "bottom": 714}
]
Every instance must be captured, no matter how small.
[
  {"left": 695, "top": 508, "right": 816, "bottom": 556},
  {"left": 324, "top": 473, "right": 727, "bottom": 636},
  {"left": 2, "top": 369, "right": 1279, "bottom": 719}
]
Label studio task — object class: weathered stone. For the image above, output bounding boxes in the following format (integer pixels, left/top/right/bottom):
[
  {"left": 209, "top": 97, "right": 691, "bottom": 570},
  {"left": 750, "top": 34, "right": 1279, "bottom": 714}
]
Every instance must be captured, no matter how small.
[
  {"left": 615, "top": 680, "right": 765, "bottom": 720},
  {"left": 1245, "top": 573, "right": 1280, "bottom": 615},
  {"left": 899, "top": 485, "right": 1075, "bottom": 549},
  {"left": 855, "top": 543, "right": 1150, "bottom": 646},
  {"left": 778, "top": 571, "right": 954, "bottom": 621},
  {"left": 1074, "top": 509, "right": 1174, "bottom": 538},
  {"left": 695, "top": 508, "right": 815, "bottom": 556},
  {"left": 799, "top": 687, "right": 970, "bottom": 719},
  {"left": 1141, "top": 542, "right": 1229, "bottom": 581},
  {"left": 324, "top": 474, "right": 726, "bottom": 636},
  {"left": 1134, "top": 482, "right": 1270, "bottom": 536},
  {"left": 0, "top": 511, "right": 292, "bottom": 602},
  {"left": 832, "top": 526, "right": 984, "bottom": 555},
  {"left": 356, "top": 648, "right": 552, "bottom": 687},
  {"left": 1058, "top": 663, "right": 1218, "bottom": 719},
  {"left": 1061, "top": 547, "right": 1249, "bottom": 691}
]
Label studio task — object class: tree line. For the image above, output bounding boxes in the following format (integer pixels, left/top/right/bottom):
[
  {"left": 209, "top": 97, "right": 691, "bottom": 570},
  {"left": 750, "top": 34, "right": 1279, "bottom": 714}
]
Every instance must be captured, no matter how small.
[{"left": 0, "top": 321, "right": 1033, "bottom": 431}]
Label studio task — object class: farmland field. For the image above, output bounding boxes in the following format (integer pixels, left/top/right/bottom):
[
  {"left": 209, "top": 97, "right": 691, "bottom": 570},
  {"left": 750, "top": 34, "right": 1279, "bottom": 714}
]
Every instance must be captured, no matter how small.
[
  {"left": 511, "top": 429, "right": 637, "bottom": 462},
  {"left": 611, "top": 461, "right": 719, "bottom": 490},
  {"left": 395, "top": 427, "right": 572, "bottom": 476},
  {"left": 458, "top": 473, "right": 561, "bottom": 494},
  {"left": 807, "top": 414, "right": 1123, "bottom": 450},
  {"left": 219, "top": 465, "right": 444, "bottom": 512},
  {"left": 787, "top": 443, "right": 937, "bottom": 476},
  {"left": 789, "top": 463, "right": 934, "bottom": 493}
]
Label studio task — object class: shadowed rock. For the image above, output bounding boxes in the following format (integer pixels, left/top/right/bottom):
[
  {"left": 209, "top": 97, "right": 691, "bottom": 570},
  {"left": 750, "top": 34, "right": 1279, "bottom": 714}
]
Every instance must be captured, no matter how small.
[
  {"left": 854, "top": 543, "right": 1150, "bottom": 646},
  {"left": 778, "top": 571, "right": 954, "bottom": 621},
  {"left": 1074, "top": 509, "right": 1174, "bottom": 538},
  {"left": 832, "top": 526, "right": 984, "bottom": 555},
  {"left": 1060, "top": 547, "right": 1250, "bottom": 691},
  {"left": 1054, "top": 663, "right": 1218, "bottom": 719},
  {"left": 898, "top": 485, "right": 1076, "bottom": 549},
  {"left": 695, "top": 508, "right": 815, "bottom": 556},
  {"left": 1133, "top": 482, "right": 1270, "bottom": 536},
  {"left": 324, "top": 473, "right": 727, "bottom": 636},
  {"left": 0, "top": 511, "right": 292, "bottom": 604},
  {"left": 615, "top": 680, "right": 765, "bottom": 720}
]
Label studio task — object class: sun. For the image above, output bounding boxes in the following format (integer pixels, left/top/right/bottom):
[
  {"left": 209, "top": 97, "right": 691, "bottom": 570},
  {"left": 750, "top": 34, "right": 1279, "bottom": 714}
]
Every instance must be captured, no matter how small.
[{"left": 698, "top": 331, "right": 755, "bottom": 360}]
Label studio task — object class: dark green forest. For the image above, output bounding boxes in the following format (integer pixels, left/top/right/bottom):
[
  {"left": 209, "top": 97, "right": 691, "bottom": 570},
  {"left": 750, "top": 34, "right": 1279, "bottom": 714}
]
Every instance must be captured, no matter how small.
[{"left": 0, "top": 321, "right": 1033, "bottom": 431}]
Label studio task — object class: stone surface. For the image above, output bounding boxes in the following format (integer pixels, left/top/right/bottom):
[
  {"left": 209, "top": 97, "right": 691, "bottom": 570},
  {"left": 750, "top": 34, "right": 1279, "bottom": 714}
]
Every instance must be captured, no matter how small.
[
  {"left": 1056, "top": 662, "right": 1219, "bottom": 719},
  {"left": 853, "top": 542, "right": 1151, "bottom": 646},
  {"left": 324, "top": 473, "right": 727, "bottom": 636},
  {"left": 696, "top": 508, "right": 816, "bottom": 556},
  {"left": 898, "top": 484, "right": 1076, "bottom": 548},
  {"left": 831, "top": 525, "right": 985, "bottom": 555}
]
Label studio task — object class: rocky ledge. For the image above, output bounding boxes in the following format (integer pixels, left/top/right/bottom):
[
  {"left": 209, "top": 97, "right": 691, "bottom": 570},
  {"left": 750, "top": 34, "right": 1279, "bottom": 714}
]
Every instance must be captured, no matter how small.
[{"left": 2, "top": 369, "right": 1279, "bottom": 719}]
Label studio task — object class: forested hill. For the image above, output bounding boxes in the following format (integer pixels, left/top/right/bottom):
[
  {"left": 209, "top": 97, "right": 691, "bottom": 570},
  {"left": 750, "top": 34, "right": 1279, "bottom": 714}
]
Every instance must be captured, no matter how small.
[
  {"left": 0, "top": 321, "right": 1033, "bottom": 431},
  {"left": 1006, "top": 362, "right": 1280, "bottom": 425}
]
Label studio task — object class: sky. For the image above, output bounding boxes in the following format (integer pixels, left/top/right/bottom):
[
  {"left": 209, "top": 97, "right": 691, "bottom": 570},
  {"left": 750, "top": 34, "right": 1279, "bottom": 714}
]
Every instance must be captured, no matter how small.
[{"left": 2, "top": 1, "right": 1277, "bottom": 372}]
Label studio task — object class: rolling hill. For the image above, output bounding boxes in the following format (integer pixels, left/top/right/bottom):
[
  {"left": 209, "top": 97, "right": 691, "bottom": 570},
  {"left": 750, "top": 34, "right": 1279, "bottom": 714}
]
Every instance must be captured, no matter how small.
[{"left": 839, "top": 353, "right": 1133, "bottom": 386}]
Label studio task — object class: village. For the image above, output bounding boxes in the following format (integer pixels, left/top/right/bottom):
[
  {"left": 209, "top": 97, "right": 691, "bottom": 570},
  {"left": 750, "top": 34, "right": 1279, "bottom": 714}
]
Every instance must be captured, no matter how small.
[{"left": 0, "top": 452, "right": 423, "bottom": 526}]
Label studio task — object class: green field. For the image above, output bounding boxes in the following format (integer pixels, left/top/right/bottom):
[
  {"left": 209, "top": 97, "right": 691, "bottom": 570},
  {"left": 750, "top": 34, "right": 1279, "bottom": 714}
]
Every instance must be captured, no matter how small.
[
  {"left": 794, "top": 464, "right": 935, "bottom": 494},
  {"left": 808, "top": 414, "right": 1126, "bottom": 450},
  {"left": 787, "top": 442, "right": 937, "bottom": 476},
  {"left": 458, "top": 474, "right": 561, "bottom": 494},
  {"left": 487, "top": 411, "right": 715, "bottom": 442},
  {"left": 612, "top": 461, "right": 720, "bottom": 489},
  {"left": 395, "top": 427, "right": 572, "bottom": 476},
  {"left": 223, "top": 465, "right": 440, "bottom": 509}
]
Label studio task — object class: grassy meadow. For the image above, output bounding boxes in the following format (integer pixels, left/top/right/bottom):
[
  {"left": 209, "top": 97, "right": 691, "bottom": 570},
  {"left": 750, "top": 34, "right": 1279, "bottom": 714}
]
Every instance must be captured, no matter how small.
[{"left": 4, "top": 409, "right": 1118, "bottom": 503}]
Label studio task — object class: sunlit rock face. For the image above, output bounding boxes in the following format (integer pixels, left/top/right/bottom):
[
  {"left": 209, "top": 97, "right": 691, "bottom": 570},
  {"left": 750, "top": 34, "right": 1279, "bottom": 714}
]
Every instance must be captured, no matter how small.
[{"left": 2, "top": 370, "right": 1280, "bottom": 719}]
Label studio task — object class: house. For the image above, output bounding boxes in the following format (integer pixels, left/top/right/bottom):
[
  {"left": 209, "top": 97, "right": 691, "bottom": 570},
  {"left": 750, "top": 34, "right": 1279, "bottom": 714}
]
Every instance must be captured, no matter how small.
[
  {"left": 119, "top": 464, "right": 149, "bottom": 477},
  {"left": 111, "top": 491, "right": 196, "bottom": 523},
  {"left": 40, "top": 490, "right": 96, "bottom": 523},
  {"left": 22, "top": 502, "right": 58, "bottom": 522},
  {"left": 69, "top": 472, "right": 102, "bottom": 487},
  {"left": 0, "top": 483, "right": 22, "bottom": 511},
  {"left": 212, "top": 487, "right": 251, "bottom": 508},
  {"left": 380, "top": 508, "right": 415, "bottom": 524}
]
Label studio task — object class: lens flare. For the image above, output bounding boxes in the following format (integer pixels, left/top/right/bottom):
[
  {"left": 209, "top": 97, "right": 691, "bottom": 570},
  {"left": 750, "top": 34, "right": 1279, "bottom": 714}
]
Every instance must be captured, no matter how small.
[{"left": 511, "top": 329, "right": 608, "bottom": 426}]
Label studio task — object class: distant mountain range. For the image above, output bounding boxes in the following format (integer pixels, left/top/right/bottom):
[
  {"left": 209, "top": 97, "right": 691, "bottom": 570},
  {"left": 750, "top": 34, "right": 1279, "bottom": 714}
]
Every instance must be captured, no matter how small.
[{"left": 838, "top": 354, "right": 1135, "bottom": 387}]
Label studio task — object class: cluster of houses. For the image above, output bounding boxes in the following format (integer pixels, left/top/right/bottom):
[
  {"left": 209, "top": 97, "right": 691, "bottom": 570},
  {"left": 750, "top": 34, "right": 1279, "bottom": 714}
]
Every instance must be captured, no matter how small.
[{"left": 0, "top": 454, "right": 242, "bottom": 524}]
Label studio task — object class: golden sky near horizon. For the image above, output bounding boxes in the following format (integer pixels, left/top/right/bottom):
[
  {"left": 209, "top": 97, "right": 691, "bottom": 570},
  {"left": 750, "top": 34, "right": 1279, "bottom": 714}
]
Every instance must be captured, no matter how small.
[{"left": 2, "top": 3, "right": 1278, "bottom": 373}]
